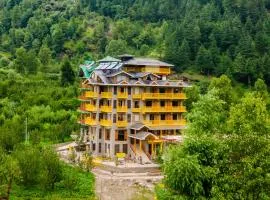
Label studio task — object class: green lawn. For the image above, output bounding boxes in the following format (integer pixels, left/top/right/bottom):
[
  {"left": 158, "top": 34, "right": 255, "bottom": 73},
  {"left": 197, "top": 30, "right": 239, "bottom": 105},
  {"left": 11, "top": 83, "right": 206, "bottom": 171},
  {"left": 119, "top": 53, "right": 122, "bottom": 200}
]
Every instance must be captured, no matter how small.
[{"left": 10, "top": 165, "right": 95, "bottom": 200}]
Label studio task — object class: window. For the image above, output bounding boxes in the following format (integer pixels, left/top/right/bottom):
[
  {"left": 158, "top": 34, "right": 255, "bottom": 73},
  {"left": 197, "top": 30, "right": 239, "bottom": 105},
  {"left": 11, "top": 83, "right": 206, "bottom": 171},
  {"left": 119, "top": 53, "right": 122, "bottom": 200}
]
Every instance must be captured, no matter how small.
[
  {"left": 160, "top": 101, "right": 165, "bottom": 107},
  {"left": 134, "top": 101, "right": 140, "bottom": 108},
  {"left": 159, "top": 88, "right": 165, "bottom": 93},
  {"left": 172, "top": 101, "right": 178, "bottom": 107},
  {"left": 93, "top": 143, "right": 96, "bottom": 151},
  {"left": 161, "top": 114, "right": 166, "bottom": 120},
  {"left": 118, "top": 130, "right": 125, "bottom": 141},
  {"left": 113, "top": 114, "right": 116, "bottom": 123},
  {"left": 105, "top": 143, "right": 107, "bottom": 153},
  {"left": 106, "top": 130, "right": 110, "bottom": 140},
  {"left": 134, "top": 114, "right": 140, "bottom": 122},
  {"left": 127, "top": 114, "right": 131, "bottom": 122},
  {"left": 113, "top": 100, "right": 117, "bottom": 108},
  {"left": 174, "top": 88, "right": 179, "bottom": 93},
  {"left": 123, "top": 144, "right": 128, "bottom": 153},
  {"left": 173, "top": 114, "right": 178, "bottom": 120},
  {"left": 150, "top": 114, "right": 155, "bottom": 120},
  {"left": 99, "top": 129, "right": 102, "bottom": 139},
  {"left": 114, "top": 86, "right": 117, "bottom": 95},
  {"left": 115, "top": 144, "right": 120, "bottom": 154},
  {"left": 128, "top": 87, "right": 131, "bottom": 95},
  {"left": 120, "top": 87, "right": 125, "bottom": 93},
  {"left": 127, "top": 100, "right": 131, "bottom": 108},
  {"left": 99, "top": 143, "right": 102, "bottom": 153},
  {"left": 146, "top": 101, "right": 152, "bottom": 107}
]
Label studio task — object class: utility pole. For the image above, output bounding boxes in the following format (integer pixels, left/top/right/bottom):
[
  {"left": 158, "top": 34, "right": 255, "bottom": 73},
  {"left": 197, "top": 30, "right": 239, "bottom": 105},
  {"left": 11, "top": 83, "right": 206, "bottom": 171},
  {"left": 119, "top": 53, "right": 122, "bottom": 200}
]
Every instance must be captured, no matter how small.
[{"left": 25, "top": 117, "right": 28, "bottom": 144}]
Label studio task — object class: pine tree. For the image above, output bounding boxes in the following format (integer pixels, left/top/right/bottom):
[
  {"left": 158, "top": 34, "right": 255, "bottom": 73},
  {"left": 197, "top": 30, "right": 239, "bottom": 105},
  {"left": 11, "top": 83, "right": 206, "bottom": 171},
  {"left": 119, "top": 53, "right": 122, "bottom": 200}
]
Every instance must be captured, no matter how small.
[
  {"left": 196, "top": 46, "right": 214, "bottom": 75},
  {"left": 60, "top": 59, "right": 75, "bottom": 86}
]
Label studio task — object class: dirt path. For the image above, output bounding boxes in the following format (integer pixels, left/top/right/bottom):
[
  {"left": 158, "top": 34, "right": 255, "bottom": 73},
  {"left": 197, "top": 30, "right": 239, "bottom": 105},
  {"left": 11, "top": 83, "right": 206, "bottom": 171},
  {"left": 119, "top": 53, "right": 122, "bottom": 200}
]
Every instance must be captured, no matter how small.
[{"left": 93, "top": 169, "right": 162, "bottom": 200}]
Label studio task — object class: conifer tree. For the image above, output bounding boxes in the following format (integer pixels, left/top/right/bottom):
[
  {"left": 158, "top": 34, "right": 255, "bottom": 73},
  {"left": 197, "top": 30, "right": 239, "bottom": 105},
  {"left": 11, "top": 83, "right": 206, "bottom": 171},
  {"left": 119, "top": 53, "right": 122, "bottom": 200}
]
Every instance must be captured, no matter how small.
[{"left": 60, "top": 59, "right": 75, "bottom": 86}]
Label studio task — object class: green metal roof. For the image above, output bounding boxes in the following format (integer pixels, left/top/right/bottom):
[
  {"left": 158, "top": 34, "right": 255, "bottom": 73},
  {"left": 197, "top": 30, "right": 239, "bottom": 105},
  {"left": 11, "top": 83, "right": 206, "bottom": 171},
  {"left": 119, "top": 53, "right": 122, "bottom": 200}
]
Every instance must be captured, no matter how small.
[{"left": 80, "top": 60, "right": 96, "bottom": 79}]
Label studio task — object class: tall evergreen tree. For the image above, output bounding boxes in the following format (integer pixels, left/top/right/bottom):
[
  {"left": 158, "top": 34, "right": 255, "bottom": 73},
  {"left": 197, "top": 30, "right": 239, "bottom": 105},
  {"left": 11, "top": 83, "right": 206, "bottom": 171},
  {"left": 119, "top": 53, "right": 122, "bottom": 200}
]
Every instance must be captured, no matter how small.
[{"left": 60, "top": 59, "right": 75, "bottom": 86}]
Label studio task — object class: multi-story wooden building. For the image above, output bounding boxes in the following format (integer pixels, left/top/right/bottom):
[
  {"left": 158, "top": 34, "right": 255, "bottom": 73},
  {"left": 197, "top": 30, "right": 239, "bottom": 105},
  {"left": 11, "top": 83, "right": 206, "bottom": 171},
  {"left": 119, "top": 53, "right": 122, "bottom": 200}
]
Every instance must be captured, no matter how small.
[{"left": 78, "top": 55, "right": 189, "bottom": 162}]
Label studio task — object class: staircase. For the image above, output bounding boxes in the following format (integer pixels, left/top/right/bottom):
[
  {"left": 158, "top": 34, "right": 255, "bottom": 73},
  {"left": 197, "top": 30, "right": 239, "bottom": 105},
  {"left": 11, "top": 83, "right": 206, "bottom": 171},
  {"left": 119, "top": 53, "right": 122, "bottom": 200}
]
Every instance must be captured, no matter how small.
[{"left": 130, "top": 144, "right": 151, "bottom": 164}]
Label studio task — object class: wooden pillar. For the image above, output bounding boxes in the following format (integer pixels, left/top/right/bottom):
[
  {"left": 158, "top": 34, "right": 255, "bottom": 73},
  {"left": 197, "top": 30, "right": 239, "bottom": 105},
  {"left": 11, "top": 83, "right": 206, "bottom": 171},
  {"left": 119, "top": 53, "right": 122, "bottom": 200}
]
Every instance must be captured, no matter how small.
[
  {"left": 134, "top": 139, "right": 136, "bottom": 153},
  {"left": 151, "top": 141, "right": 154, "bottom": 155},
  {"left": 134, "top": 130, "right": 137, "bottom": 153},
  {"left": 174, "top": 130, "right": 176, "bottom": 135},
  {"left": 160, "top": 142, "right": 163, "bottom": 152},
  {"left": 140, "top": 140, "right": 142, "bottom": 151}
]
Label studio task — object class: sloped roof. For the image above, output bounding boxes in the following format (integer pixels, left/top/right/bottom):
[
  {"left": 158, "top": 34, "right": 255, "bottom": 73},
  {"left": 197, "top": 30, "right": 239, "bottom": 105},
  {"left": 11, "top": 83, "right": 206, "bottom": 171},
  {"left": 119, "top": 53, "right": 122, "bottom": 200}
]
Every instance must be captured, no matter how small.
[
  {"left": 123, "top": 58, "right": 173, "bottom": 67},
  {"left": 106, "top": 70, "right": 134, "bottom": 78},
  {"left": 79, "top": 60, "right": 96, "bottom": 78},
  {"left": 98, "top": 56, "right": 121, "bottom": 63},
  {"left": 95, "top": 62, "right": 122, "bottom": 70},
  {"left": 128, "top": 132, "right": 158, "bottom": 140}
]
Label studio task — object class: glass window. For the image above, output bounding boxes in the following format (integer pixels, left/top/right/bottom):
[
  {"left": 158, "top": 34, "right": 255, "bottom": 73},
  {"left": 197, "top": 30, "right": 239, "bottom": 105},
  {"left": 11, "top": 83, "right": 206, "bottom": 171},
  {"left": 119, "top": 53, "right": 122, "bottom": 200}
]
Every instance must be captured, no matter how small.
[{"left": 161, "top": 114, "right": 166, "bottom": 120}]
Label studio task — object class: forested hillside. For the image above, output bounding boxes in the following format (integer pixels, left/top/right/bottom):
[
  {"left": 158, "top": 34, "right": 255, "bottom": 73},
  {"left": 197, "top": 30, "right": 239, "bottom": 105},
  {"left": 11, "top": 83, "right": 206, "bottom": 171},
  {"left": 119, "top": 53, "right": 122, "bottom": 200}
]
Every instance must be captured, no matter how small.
[
  {"left": 0, "top": 0, "right": 270, "bottom": 199},
  {"left": 1, "top": 0, "right": 270, "bottom": 84}
]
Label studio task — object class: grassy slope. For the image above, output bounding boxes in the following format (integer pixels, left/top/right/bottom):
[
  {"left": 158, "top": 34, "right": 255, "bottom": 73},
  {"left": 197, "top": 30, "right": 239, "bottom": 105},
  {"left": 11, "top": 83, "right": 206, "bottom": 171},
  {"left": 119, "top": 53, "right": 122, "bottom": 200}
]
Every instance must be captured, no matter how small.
[{"left": 10, "top": 165, "right": 95, "bottom": 200}]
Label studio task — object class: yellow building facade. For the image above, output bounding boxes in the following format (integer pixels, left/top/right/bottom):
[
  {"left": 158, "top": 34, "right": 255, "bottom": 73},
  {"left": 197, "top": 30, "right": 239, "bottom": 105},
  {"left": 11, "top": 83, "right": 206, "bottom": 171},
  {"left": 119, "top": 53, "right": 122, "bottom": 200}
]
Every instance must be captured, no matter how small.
[{"left": 78, "top": 55, "right": 189, "bottom": 162}]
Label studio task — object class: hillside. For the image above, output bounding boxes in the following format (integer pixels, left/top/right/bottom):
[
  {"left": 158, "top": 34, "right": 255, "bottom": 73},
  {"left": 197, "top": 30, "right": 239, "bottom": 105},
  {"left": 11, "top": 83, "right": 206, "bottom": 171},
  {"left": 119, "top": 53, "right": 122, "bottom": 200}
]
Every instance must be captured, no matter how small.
[
  {"left": 0, "top": 0, "right": 270, "bottom": 199},
  {"left": 0, "top": 0, "right": 270, "bottom": 84}
]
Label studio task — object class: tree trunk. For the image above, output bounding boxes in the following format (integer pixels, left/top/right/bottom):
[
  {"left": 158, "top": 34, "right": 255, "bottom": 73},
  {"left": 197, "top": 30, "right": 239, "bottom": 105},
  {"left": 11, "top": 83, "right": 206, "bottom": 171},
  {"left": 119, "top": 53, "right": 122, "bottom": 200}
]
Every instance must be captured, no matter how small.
[{"left": 6, "top": 178, "right": 12, "bottom": 200}]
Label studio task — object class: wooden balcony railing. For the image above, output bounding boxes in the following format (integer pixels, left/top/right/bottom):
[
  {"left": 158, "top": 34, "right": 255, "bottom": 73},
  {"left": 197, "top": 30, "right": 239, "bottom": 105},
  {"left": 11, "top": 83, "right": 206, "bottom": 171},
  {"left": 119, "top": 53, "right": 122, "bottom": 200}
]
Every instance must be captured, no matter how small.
[
  {"left": 144, "top": 119, "right": 186, "bottom": 127},
  {"left": 85, "top": 117, "right": 96, "bottom": 126},
  {"left": 117, "top": 120, "right": 128, "bottom": 127},
  {"left": 132, "top": 108, "right": 141, "bottom": 112},
  {"left": 117, "top": 93, "right": 128, "bottom": 99},
  {"left": 100, "top": 119, "right": 112, "bottom": 127},
  {"left": 132, "top": 94, "right": 141, "bottom": 99},
  {"left": 117, "top": 106, "right": 128, "bottom": 112},
  {"left": 142, "top": 93, "right": 186, "bottom": 100},
  {"left": 100, "top": 92, "right": 113, "bottom": 98},
  {"left": 142, "top": 106, "right": 186, "bottom": 113},
  {"left": 100, "top": 105, "right": 112, "bottom": 112},
  {"left": 85, "top": 91, "right": 98, "bottom": 98},
  {"left": 85, "top": 104, "right": 97, "bottom": 112}
]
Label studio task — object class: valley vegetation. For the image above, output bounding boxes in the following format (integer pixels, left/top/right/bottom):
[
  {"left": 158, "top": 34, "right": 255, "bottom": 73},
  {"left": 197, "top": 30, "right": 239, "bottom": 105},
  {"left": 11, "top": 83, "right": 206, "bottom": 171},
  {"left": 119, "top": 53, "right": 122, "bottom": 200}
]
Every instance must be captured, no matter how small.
[{"left": 0, "top": 0, "right": 269, "bottom": 199}]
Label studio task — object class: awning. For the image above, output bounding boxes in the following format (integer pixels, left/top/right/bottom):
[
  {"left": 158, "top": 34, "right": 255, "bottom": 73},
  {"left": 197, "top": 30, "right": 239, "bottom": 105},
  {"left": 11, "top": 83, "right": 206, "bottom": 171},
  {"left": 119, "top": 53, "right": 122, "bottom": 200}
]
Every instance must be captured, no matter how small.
[
  {"left": 130, "top": 123, "right": 149, "bottom": 130},
  {"left": 161, "top": 135, "right": 184, "bottom": 143},
  {"left": 129, "top": 132, "right": 159, "bottom": 140}
]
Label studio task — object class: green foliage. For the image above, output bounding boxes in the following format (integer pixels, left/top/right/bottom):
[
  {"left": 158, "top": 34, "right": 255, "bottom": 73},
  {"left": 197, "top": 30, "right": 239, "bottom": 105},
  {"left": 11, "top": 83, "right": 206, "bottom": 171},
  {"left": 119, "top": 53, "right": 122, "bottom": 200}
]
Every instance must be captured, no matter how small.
[
  {"left": 0, "top": 148, "right": 21, "bottom": 199},
  {"left": 187, "top": 90, "right": 226, "bottom": 135},
  {"left": 60, "top": 59, "right": 75, "bottom": 86},
  {"left": 41, "top": 147, "right": 63, "bottom": 190},
  {"left": 0, "top": 0, "right": 270, "bottom": 84},
  {"left": 160, "top": 76, "right": 270, "bottom": 199},
  {"left": 14, "top": 145, "right": 42, "bottom": 187}
]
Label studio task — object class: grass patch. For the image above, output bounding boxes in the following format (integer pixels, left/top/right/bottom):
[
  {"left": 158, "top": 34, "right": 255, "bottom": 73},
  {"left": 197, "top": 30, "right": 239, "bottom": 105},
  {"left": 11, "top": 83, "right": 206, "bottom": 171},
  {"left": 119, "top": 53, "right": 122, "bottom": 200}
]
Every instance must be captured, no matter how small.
[{"left": 10, "top": 165, "right": 95, "bottom": 200}]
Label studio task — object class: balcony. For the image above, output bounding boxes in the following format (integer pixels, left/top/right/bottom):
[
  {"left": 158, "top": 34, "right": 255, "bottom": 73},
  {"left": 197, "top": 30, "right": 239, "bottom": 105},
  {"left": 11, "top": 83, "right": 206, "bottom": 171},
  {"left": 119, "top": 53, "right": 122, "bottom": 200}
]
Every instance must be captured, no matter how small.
[
  {"left": 80, "top": 83, "right": 92, "bottom": 89},
  {"left": 100, "top": 105, "right": 112, "bottom": 112},
  {"left": 78, "top": 95, "right": 90, "bottom": 101},
  {"left": 132, "top": 107, "right": 141, "bottom": 112},
  {"left": 85, "top": 117, "right": 96, "bottom": 126},
  {"left": 141, "top": 67, "right": 170, "bottom": 74},
  {"left": 142, "top": 93, "right": 186, "bottom": 100},
  {"left": 100, "top": 92, "right": 113, "bottom": 99},
  {"left": 117, "top": 92, "right": 128, "bottom": 99},
  {"left": 142, "top": 106, "right": 186, "bottom": 113},
  {"left": 85, "top": 91, "right": 98, "bottom": 98},
  {"left": 117, "top": 106, "right": 128, "bottom": 112},
  {"left": 144, "top": 119, "right": 187, "bottom": 127},
  {"left": 85, "top": 104, "right": 97, "bottom": 112},
  {"left": 117, "top": 120, "right": 128, "bottom": 127},
  {"left": 100, "top": 119, "right": 112, "bottom": 127},
  {"left": 132, "top": 94, "right": 141, "bottom": 99}
]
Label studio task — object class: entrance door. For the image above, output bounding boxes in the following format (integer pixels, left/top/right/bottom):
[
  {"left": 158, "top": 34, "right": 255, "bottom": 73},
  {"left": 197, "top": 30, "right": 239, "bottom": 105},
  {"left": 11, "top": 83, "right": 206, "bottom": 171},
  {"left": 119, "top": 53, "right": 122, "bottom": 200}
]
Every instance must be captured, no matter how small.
[{"left": 148, "top": 143, "right": 152, "bottom": 155}]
